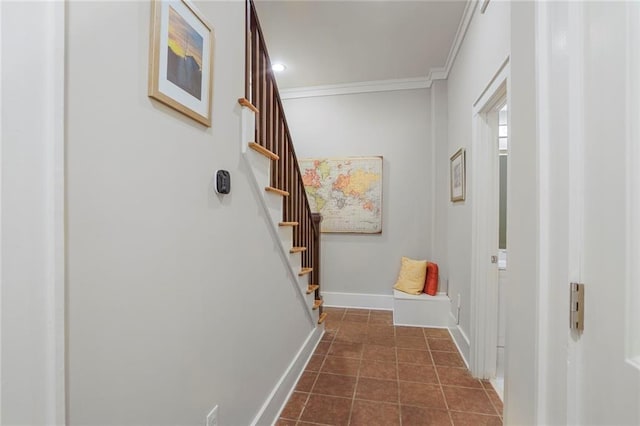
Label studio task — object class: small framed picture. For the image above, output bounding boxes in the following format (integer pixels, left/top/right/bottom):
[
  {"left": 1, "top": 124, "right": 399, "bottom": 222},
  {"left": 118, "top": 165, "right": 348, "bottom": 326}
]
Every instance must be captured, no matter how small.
[
  {"left": 148, "top": 0, "right": 214, "bottom": 126},
  {"left": 450, "top": 148, "right": 466, "bottom": 202}
]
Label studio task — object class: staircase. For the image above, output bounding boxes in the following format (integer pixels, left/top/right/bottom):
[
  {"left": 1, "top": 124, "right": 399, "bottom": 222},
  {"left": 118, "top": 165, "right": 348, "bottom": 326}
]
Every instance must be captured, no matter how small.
[{"left": 238, "top": 0, "right": 326, "bottom": 326}]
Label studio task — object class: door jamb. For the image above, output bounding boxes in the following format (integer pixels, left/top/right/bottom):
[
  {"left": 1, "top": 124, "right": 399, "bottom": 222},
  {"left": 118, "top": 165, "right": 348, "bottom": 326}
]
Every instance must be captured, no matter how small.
[{"left": 470, "top": 58, "right": 510, "bottom": 379}]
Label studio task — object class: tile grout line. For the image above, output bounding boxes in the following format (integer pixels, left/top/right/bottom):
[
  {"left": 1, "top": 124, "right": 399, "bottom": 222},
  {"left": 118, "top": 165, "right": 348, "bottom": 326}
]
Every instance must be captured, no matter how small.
[
  {"left": 296, "top": 321, "right": 339, "bottom": 425},
  {"left": 482, "top": 381, "right": 504, "bottom": 418},
  {"left": 345, "top": 314, "right": 368, "bottom": 426},
  {"left": 428, "top": 327, "right": 455, "bottom": 426},
  {"left": 395, "top": 330, "right": 403, "bottom": 426},
  {"left": 296, "top": 345, "right": 328, "bottom": 424}
]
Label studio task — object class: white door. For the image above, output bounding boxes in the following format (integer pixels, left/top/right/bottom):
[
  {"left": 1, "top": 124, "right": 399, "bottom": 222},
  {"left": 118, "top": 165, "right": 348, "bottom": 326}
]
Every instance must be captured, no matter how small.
[
  {"left": 569, "top": 2, "right": 640, "bottom": 424},
  {"left": 533, "top": 2, "right": 640, "bottom": 424}
]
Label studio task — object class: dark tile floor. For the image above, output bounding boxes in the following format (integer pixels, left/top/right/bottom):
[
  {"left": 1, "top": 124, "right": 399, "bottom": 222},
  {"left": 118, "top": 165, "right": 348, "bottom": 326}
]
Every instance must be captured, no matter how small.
[{"left": 276, "top": 308, "right": 503, "bottom": 426}]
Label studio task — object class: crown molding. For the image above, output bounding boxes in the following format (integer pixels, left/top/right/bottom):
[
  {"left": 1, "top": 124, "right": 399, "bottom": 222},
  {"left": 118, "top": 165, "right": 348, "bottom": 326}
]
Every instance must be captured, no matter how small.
[
  {"left": 279, "top": 77, "right": 432, "bottom": 100},
  {"left": 439, "top": 0, "right": 478, "bottom": 79},
  {"left": 279, "top": 0, "right": 478, "bottom": 100},
  {"left": 428, "top": 67, "right": 448, "bottom": 81}
]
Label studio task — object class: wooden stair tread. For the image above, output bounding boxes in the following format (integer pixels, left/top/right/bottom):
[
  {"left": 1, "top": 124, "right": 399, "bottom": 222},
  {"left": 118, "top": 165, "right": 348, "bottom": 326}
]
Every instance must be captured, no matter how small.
[
  {"left": 237, "top": 97, "right": 259, "bottom": 113},
  {"left": 290, "top": 246, "right": 307, "bottom": 253},
  {"left": 298, "top": 267, "right": 313, "bottom": 277},
  {"left": 318, "top": 312, "right": 328, "bottom": 324},
  {"left": 265, "top": 186, "right": 289, "bottom": 197},
  {"left": 306, "top": 284, "right": 319, "bottom": 294},
  {"left": 279, "top": 222, "right": 298, "bottom": 227},
  {"left": 248, "top": 142, "right": 279, "bottom": 161},
  {"left": 312, "top": 299, "right": 323, "bottom": 310}
]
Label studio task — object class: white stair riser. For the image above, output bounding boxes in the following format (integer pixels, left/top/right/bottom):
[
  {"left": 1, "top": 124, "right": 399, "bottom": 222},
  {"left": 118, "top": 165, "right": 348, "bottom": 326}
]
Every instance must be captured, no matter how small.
[
  {"left": 306, "top": 292, "right": 317, "bottom": 310},
  {"left": 264, "top": 191, "right": 285, "bottom": 228},
  {"left": 297, "top": 273, "right": 312, "bottom": 291},
  {"left": 289, "top": 252, "right": 301, "bottom": 274},
  {"left": 246, "top": 148, "right": 272, "bottom": 189},
  {"left": 278, "top": 226, "right": 293, "bottom": 250}
]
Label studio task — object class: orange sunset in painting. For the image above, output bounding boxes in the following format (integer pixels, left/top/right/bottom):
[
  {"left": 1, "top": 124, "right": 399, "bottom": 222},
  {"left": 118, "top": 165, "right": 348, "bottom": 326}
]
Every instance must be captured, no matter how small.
[{"left": 167, "top": 6, "right": 204, "bottom": 99}]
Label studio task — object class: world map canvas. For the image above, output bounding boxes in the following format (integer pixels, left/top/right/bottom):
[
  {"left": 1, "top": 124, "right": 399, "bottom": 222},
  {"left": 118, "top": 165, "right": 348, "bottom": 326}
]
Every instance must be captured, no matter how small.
[{"left": 300, "top": 157, "right": 383, "bottom": 234}]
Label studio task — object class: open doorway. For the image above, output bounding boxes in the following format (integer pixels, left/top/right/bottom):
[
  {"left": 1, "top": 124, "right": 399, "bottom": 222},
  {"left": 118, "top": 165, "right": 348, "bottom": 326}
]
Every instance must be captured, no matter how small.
[
  {"left": 493, "top": 103, "right": 508, "bottom": 398},
  {"left": 469, "top": 59, "right": 509, "bottom": 405}
]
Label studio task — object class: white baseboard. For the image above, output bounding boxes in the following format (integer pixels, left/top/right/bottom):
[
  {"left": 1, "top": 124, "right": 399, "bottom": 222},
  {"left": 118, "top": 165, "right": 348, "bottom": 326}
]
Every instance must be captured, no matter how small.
[
  {"left": 251, "top": 326, "right": 324, "bottom": 426},
  {"left": 448, "top": 312, "right": 471, "bottom": 368},
  {"left": 323, "top": 291, "right": 393, "bottom": 310}
]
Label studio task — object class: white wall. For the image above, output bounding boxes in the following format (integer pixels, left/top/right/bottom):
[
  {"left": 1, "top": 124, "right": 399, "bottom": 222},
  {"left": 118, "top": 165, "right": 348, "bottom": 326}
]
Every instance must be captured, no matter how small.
[
  {"left": 444, "top": 2, "right": 510, "bottom": 351},
  {"left": 1, "top": 1, "right": 65, "bottom": 424},
  {"left": 282, "top": 89, "right": 433, "bottom": 298},
  {"left": 66, "top": 2, "right": 312, "bottom": 425},
  {"left": 431, "top": 80, "right": 449, "bottom": 297},
  {"left": 505, "top": 2, "right": 537, "bottom": 424}
]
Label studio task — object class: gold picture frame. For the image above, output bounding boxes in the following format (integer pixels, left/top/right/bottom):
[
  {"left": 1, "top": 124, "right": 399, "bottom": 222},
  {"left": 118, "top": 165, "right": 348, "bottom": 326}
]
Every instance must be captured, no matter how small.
[
  {"left": 450, "top": 148, "right": 466, "bottom": 202},
  {"left": 148, "top": 0, "right": 214, "bottom": 126}
]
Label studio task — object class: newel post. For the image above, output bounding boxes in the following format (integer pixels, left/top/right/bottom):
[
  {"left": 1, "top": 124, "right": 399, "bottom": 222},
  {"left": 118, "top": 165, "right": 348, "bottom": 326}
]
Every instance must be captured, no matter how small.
[{"left": 311, "top": 213, "right": 322, "bottom": 306}]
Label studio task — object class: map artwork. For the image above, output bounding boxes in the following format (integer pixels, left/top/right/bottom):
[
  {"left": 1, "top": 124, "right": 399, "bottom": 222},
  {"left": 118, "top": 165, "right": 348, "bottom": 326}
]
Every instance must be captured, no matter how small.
[{"left": 299, "top": 156, "right": 383, "bottom": 234}]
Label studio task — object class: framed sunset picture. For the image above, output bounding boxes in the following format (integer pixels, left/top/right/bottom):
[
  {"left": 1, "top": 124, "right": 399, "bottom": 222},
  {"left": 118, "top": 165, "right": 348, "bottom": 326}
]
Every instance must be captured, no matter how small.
[{"left": 148, "top": 0, "right": 214, "bottom": 126}]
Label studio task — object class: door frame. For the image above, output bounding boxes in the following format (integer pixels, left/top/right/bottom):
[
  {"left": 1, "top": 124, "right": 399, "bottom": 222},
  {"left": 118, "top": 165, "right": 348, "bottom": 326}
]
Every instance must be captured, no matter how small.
[
  {"left": 469, "top": 58, "right": 510, "bottom": 379},
  {"left": 0, "top": 1, "right": 66, "bottom": 423}
]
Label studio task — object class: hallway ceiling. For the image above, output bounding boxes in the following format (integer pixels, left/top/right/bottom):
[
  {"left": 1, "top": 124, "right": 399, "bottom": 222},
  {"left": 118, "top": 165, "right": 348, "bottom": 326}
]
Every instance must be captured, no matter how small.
[{"left": 254, "top": 0, "right": 468, "bottom": 89}]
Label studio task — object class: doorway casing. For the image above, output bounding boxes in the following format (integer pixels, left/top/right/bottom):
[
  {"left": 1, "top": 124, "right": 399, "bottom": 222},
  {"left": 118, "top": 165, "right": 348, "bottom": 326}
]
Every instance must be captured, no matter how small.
[{"left": 469, "top": 58, "right": 510, "bottom": 381}]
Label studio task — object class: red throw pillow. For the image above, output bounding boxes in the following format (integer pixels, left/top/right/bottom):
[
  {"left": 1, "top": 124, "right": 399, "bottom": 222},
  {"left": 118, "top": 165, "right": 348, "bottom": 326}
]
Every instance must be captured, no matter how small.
[{"left": 423, "top": 262, "right": 439, "bottom": 296}]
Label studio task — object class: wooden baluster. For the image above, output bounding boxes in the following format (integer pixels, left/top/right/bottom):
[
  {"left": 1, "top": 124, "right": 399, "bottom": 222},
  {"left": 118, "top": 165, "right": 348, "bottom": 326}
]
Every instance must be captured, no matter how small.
[
  {"left": 284, "top": 138, "right": 293, "bottom": 218},
  {"left": 251, "top": 18, "right": 258, "bottom": 140},
  {"left": 305, "top": 213, "right": 309, "bottom": 268},
  {"left": 273, "top": 100, "right": 279, "bottom": 188},
  {"left": 312, "top": 213, "right": 322, "bottom": 302},
  {"left": 266, "top": 79, "right": 274, "bottom": 183},
  {"left": 255, "top": 52, "right": 268, "bottom": 148},
  {"left": 279, "top": 120, "right": 285, "bottom": 196},
  {"left": 245, "top": 0, "right": 250, "bottom": 99},
  {"left": 286, "top": 137, "right": 292, "bottom": 222}
]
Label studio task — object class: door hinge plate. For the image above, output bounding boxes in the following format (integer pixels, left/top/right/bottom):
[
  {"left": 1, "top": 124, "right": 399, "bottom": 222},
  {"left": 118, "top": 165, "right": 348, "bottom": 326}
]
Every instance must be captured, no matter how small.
[{"left": 570, "top": 282, "right": 585, "bottom": 331}]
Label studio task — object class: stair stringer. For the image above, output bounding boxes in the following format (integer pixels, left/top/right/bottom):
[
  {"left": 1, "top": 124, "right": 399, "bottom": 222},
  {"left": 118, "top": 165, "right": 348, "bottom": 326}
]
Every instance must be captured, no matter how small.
[{"left": 239, "top": 104, "right": 320, "bottom": 325}]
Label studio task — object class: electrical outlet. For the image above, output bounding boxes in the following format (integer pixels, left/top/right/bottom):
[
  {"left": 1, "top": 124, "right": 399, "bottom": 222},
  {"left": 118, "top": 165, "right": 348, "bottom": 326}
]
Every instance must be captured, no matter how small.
[{"left": 206, "top": 405, "right": 218, "bottom": 426}]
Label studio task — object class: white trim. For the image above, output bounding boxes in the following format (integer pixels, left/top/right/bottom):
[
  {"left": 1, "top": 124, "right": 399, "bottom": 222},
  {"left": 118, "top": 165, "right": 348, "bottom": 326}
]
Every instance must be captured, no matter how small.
[
  {"left": 48, "top": 2, "right": 66, "bottom": 422},
  {"left": 626, "top": 0, "right": 640, "bottom": 371},
  {"left": 469, "top": 59, "right": 509, "bottom": 380},
  {"left": 0, "top": 2, "right": 66, "bottom": 423},
  {"left": 534, "top": 1, "right": 552, "bottom": 420},
  {"left": 441, "top": 0, "right": 478, "bottom": 78},
  {"left": 480, "top": 0, "right": 491, "bottom": 14},
  {"left": 449, "top": 313, "right": 471, "bottom": 368},
  {"left": 279, "top": 0, "right": 477, "bottom": 100},
  {"left": 280, "top": 77, "right": 431, "bottom": 100},
  {"left": 323, "top": 291, "right": 393, "bottom": 310},
  {"left": 250, "top": 326, "right": 324, "bottom": 426},
  {"left": 428, "top": 67, "right": 448, "bottom": 81},
  {"left": 0, "top": 1, "right": 4, "bottom": 414},
  {"left": 565, "top": 3, "right": 586, "bottom": 423}
]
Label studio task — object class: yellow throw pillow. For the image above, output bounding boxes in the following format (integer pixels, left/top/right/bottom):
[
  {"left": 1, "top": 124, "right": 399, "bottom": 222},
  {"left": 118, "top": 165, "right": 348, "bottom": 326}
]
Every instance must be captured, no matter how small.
[{"left": 393, "top": 257, "right": 428, "bottom": 295}]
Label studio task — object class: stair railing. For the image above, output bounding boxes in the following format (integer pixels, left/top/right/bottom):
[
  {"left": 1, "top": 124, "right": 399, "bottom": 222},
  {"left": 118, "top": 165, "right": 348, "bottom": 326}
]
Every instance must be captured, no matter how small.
[{"left": 244, "top": 0, "right": 323, "bottom": 314}]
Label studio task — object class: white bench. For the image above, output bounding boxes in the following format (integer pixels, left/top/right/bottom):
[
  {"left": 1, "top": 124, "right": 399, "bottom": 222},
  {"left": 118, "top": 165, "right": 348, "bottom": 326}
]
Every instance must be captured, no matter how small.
[{"left": 392, "top": 290, "right": 450, "bottom": 328}]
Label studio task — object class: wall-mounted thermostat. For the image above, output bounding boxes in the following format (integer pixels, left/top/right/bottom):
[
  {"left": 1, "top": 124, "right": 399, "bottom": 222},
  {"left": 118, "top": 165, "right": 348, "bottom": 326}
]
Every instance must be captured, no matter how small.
[{"left": 216, "top": 170, "right": 231, "bottom": 194}]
